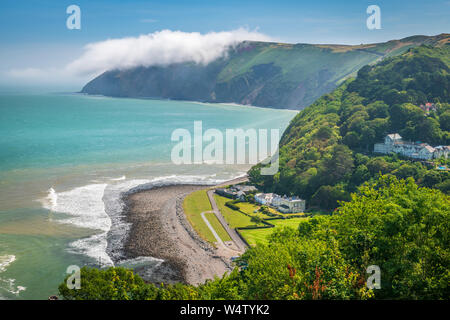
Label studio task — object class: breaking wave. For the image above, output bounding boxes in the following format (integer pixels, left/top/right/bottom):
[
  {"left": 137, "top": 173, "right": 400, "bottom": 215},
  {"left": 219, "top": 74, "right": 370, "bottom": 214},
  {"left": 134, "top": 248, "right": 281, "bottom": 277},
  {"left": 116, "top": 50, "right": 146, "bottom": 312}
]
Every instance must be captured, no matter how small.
[{"left": 0, "top": 255, "right": 26, "bottom": 297}]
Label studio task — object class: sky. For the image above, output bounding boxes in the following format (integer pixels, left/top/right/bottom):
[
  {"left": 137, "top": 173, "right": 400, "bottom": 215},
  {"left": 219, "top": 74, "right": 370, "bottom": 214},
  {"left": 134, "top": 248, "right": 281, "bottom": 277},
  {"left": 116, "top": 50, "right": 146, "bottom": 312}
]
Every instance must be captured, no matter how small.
[{"left": 0, "top": 0, "right": 448, "bottom": 90}]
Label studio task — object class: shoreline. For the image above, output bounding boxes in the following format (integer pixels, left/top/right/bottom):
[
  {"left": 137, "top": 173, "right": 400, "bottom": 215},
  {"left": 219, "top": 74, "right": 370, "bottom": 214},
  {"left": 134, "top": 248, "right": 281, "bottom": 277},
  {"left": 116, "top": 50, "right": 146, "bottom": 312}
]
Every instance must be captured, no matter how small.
[
  {"left": 117, "top": 176, "right": 248, "bottom": 285},
  {"left": 72, "top": 92, "right": 300, "bottom": 112}
]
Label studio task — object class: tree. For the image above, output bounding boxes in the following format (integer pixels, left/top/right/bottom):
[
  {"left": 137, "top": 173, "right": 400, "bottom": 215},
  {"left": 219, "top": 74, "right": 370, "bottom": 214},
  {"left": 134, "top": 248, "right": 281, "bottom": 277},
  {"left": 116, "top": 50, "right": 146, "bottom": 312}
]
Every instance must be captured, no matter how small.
[
  {"left": 58, "top": 267, "right": 157, "bottom": 300},
  {"left": 335, "top": 175, "right": 450, "bottom": 299},
  {"left": 367, "top": 101, "right": 389, "bottom": 119},
  {"left": 239, "top": 227, "right": 369, "bottom": 300},
  {"left": 343, "top": 131, "right": 360, "bottom": 148},
  {"left": 310, "top": 185, "right": 351, "bottom": 210},
  {"left": 422, "top": 170, "right": 442, "bottom": 187},
  {"left": 321, "top": 145, "right": 354, "bottom": 185},
  {"left": 366, "top": 158, "right": 392, "bottom": 176},
  {"left": 250, "top": 215, "right": 263, "bottom": 224},
  {"left": 440, "top": 110, "right": 450, "bottom": 131},
  {"left": 390, "top": 103, "right": 424, "bottom": 134}
]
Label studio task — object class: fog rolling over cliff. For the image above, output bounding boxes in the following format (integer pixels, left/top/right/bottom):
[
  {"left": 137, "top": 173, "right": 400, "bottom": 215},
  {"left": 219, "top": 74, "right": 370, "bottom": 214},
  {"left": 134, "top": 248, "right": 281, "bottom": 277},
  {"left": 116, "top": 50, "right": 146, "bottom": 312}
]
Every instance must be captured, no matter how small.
[{"left": 82, "top": 34, "right": 448, "bottom": 109}]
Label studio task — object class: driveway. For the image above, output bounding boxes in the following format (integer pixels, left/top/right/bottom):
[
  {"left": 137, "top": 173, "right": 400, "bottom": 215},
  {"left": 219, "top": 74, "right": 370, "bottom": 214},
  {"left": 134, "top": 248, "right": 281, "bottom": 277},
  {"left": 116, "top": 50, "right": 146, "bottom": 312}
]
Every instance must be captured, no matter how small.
[{"left": 206, "top": 189, "right": 247, "bottom": 252}]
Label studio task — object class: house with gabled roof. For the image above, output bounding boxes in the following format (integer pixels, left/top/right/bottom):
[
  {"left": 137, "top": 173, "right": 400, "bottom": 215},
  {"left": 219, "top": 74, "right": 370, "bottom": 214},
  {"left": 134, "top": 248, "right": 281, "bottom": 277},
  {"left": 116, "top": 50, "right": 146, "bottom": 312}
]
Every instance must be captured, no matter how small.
[{"left": 374, "top": 134, "right": 448, "bottom": 160}]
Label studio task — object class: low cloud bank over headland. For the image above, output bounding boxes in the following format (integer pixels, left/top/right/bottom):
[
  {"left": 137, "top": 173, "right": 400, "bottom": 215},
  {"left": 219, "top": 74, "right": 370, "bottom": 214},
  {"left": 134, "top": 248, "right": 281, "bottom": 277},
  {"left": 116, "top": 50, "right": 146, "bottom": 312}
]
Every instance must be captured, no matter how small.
[
  {"left": 68, "top": 29, "right": 272, "bottom": 76},
  {"left": 3, "top": 29, "right": 272, "bottom": 87}
]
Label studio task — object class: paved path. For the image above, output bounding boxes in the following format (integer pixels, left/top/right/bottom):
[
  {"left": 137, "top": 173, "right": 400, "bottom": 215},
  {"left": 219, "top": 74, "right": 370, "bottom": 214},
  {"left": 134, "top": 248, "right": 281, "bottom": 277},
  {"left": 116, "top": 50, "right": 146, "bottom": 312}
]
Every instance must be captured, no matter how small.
[
  {"left": 207, "top": 189, "right": 247, "bottom": 252},
  {"left": 201, "top": 210, "right": 242, "bottom": 254},
  {"left": 200, "top": 211, "right": 224, "bottom": 246}
]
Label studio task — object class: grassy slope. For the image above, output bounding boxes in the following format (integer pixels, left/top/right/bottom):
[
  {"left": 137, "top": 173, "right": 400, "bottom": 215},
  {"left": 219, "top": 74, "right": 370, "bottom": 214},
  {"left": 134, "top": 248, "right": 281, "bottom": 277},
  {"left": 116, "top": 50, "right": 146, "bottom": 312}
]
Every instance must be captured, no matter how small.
[
  {"left": 240, "top": 218, "right": 307, "bottom": 246},
  {"left": 213, "top": 194, "right": 263, "bottom": 228},
  {"left": 203, "top": 211, "right": 231, "bottom": 242},
  {"left": 183, "top": 189, "right": 230, "bottom": 244},
  {"left": 218, "top": 37, "right": 442, "bottom": 84},
  {"left": 218, "top": 43, "right": 380, "bottom": 87},
  {"left": 235, "top": 202, "right": 272, "bottom": 219}
]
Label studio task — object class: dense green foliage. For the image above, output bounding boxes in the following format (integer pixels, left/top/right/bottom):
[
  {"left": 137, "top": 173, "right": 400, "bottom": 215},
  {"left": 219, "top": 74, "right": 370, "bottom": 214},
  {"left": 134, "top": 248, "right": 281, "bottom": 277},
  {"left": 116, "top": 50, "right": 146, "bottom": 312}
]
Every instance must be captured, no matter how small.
[
  {"left": 249, "top": 44, "right": 450, "bottom": 211},
  {"left": 59, "top": 176, "right": 449, "bottom": 300},
  {"left": 82, "top": 35, "right": 448, "bottom": 109}
]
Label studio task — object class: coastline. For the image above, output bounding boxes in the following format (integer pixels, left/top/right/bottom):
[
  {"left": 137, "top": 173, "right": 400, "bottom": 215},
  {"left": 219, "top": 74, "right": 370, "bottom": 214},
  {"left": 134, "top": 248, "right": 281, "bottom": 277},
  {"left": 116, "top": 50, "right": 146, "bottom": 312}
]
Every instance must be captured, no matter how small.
[
  {"left": 117, "top": 176, "right": 248, "bottom": 285},
  {"left": 0, "top": 93, "right": 294, "bottom": 299},
  {"left": 74, "top": 92, "right": 301, "bottom": 112}
]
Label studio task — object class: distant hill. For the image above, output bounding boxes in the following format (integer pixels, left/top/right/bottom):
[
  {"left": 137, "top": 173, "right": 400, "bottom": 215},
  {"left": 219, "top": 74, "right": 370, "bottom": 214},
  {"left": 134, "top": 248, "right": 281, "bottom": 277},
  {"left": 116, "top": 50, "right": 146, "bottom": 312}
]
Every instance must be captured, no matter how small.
[
  {"left": 249, "top": 39, "right": 450, "bottom": 210},
  {"left": 81, "top": 34, "right": 449, "bottom": 109}
]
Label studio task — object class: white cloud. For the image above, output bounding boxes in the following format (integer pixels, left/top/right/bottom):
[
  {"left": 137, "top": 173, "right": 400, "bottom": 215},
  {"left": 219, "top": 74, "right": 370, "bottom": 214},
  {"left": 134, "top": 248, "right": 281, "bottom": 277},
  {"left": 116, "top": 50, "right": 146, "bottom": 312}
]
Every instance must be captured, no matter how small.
[
  {"left": 3, "top": 28, "right": 273, "bottom": 87},
  {"left": 66, "top": 28, "right": 273, "bottom": 76}
]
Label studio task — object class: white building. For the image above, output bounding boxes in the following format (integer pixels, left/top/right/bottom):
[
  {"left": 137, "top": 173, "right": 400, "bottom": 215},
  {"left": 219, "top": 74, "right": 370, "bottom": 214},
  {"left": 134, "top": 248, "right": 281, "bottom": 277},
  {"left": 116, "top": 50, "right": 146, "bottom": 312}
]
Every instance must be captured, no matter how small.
[
  {"left": 434, "top": 146, "right": 450, "bottom": 159},
  {"left": 254, "top": 193, "right": 306, "bottom": 213},
  {"left": 254, "top": 193, "right": 275, "bottom": 205},
  {"left": 374, "top": 134, "right": 448, "bottom": 160},
  {"left": 277, "top": 196, "right": 305, "bottom": 213}
]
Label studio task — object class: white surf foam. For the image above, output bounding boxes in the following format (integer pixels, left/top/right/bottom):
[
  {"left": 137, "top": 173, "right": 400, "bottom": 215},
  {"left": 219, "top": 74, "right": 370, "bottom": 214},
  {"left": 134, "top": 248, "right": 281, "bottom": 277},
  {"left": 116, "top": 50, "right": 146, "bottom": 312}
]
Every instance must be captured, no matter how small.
[
  {"left": 0, "top": 255, "right": 15, "bottom": 273},
  {"left": 110, "top": 175, "right": 126, "bottom": 181},
  {"left": 39, "top": 187, "right": 58, "bottom": 211},
  {"left": 116, "top": 256, "right": 164, "bottom": 280},
  {"left": 103, "top": 179, "right": 152, "bottom": 261},
  {"left": 46, "top": 184, "right": 111, "bottom": 232},
  {"left": 41, "top": 184, "right": 113, "bottom": 266},
  {"left": 0, "top": 255, "right": 26, "bottom": 296}
]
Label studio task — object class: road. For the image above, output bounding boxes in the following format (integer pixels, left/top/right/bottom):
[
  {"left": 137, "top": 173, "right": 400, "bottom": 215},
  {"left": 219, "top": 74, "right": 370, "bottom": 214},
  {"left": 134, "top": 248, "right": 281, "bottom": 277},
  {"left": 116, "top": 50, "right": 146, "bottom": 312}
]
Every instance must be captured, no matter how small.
[{"left": 206, "top": 189, "right": 247, "bottom": 252}]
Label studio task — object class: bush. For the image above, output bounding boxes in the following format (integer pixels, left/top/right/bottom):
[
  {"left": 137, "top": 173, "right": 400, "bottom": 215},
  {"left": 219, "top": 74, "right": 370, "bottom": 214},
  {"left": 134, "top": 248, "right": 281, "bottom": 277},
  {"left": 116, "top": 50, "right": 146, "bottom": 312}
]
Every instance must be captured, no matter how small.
[{"left": 225, "top": 201, "right": 240, "bottom": 210}]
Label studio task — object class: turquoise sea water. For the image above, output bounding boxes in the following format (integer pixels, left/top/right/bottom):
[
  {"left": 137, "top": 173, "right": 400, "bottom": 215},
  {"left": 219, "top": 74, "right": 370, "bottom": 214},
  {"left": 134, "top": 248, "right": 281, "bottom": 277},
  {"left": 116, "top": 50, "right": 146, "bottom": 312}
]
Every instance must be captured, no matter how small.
[{"left": 0, "top": 93, "right": 296, "bottom": 299}]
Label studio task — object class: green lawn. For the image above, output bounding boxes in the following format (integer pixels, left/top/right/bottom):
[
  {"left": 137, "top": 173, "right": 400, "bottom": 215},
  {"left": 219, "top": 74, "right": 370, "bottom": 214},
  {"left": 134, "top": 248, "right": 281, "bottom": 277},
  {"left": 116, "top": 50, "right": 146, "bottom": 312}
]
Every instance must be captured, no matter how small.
[
  {"left": 204, "top": 212, "right": 231, "bottom": 242},
  {"left": 236, "top": 202, "right": 273, "bottom": 219},
  {"left": 270, "top": 218, "right": 307, "bottom": 228},
  {"left": 239, "top": 217, "right": 307, "bottom": 246},
  {"left": 213, "top": 194, "right": 263, "bottom": 229},
  {"left": 183, "top": 189, "right": 230, "bottom": 244}
]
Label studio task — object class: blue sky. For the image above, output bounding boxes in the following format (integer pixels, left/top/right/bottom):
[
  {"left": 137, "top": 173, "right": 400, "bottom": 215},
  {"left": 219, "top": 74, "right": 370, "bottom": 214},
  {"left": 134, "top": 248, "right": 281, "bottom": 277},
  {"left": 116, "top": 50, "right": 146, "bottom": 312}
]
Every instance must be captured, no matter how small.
[{"left": 0, "top": 0, "right": 448, "bottom": 89}]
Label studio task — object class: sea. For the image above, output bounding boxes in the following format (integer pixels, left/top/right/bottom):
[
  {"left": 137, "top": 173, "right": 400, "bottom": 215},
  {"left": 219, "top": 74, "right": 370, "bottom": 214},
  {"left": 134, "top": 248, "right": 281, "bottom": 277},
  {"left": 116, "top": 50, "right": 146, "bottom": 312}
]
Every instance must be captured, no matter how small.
[{"left": 0, "top": 92, "right": 296, "bottom": 299}]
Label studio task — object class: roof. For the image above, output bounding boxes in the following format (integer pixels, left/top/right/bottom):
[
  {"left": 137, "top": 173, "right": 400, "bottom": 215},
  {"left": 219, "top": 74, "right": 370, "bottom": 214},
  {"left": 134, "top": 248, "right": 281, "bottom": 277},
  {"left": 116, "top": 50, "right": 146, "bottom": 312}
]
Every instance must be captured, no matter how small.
[
  {"left": 387, "top": 133, "right": 402, "bottom": 140},
  {"left": 235, "top": 185, "right": 257, "bottom": 192},
  {"left": 255, "top": 193, "right": 274, "bottom": 199},
  {"left": 423, "top": 145, "right": 435, "bottom": 153}
]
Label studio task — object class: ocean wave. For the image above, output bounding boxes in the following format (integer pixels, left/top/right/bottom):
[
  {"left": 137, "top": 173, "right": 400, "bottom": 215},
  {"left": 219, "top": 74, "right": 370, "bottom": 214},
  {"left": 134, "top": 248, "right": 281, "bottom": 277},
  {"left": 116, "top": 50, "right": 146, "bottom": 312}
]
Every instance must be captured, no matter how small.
[
  {"left": 117, "top": 257, "right": 165, "bottom": 281},
  {"left": 0, "top": 255, "right": 16, "bottom": 273},
  {"left": 0, "top": 255, "right": 26, "bottom": 296},
  {"left": 44, "top": 184, "right": 111, "bottom": 232},
  {"left": 39, "top": 187, "right": 58, "bottom": 211},
  {"left": 41, "top": 184, "right": 113, "bottom": 266},
  {"left": 103, "top": 179, "right": 151, "bottom": 262},
  {"left": 110, "top": 175, "right": 126, "bottom": 181}
]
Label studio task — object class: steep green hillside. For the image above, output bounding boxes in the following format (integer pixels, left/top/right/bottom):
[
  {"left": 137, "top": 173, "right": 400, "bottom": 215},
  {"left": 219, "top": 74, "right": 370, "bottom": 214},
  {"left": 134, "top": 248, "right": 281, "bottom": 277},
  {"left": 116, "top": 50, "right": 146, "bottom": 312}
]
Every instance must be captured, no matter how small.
[
  {"left": 81, "top": 34, "right": 449, "bottom": 109},
  {"left": 249, "top": 42, "right": 450, "bottom": 210}
]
